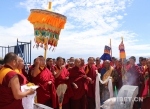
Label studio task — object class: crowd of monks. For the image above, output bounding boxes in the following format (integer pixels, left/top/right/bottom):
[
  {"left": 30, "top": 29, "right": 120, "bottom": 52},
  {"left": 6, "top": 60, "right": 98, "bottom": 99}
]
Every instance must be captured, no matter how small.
[{"left": 0, "top": 53, "right": 150, "bottom": 109}]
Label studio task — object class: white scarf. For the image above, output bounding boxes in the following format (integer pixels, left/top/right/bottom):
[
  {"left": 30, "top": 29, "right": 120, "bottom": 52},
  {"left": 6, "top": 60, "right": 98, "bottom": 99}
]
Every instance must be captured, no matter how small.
[{"left": 95, "top": 73, "right": 113, "bottom": 109}]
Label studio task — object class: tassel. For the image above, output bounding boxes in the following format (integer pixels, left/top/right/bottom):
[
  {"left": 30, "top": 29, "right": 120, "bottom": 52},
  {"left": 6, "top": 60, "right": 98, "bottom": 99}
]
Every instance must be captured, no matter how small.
[
  {"left": 49, "top": 46, "right": 52, "bottom": 50},
  {"left": 36, "top": 44, "right": 39, "bottom": 48},
  {"left": 52, "top": 47, "right": 55, "bottom": 52},
  {"left": 54, "top": 47, "right": 56, "bottom": 52},
  {"left": 40, "top": 44, "right": 43, "bottom": 48}
]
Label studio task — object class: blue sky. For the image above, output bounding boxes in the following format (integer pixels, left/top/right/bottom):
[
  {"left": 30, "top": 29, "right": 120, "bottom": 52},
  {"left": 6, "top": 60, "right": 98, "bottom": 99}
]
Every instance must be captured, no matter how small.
[{"left": 0, "top": 0, "right": 150, "bottom": 63}]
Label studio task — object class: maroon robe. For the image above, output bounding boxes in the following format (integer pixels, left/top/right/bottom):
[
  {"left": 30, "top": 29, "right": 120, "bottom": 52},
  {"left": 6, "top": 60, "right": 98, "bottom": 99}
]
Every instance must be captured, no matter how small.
[
  {"left": 65, "top": 64, "right": 74, "bottom": 72},
  {"left": 28, "top": 65, "right": 35, "bottom": 82},
  {"left": 47, "top": 65, "right": 55, "bottom": 74},
  {"left": 95, "top": 64, "right": 102, "bottom": 73},
  {"left": 126, "top": 64, "right": 140, "bottom": 86},
  {"left": 32, "top": 67, "right": 57, "bottom": 108},
  {"left": 65, "top": 64, "right": 70, "bottom": 69},
  {"left": 22, "top": 67, "right": 29, "bottom": 82},
  {"left": 141, "top": 68, "right": 150, "bottom": 109},
  {"left": 69, "top": 66, "right": 88, "bottom": 109},
  {"left": 54, "top": 66, "right": 73, "bottom": 109},
  {"left": 115, "top": 66, "right": 122, "bottom": 90},
  {"left": 85, "top": 65, "right": 97, "bottom": 109},
  {"left": 81, "top": 64, "right": 86, "bottom": 70},
  {"left": 126, "top": 64, "right": 142, "bottom": 109},
  {"left": 19, "top": 71, "right": 28, "bottom": 85},
  {"left": 0, "top": 65, "right": 24, "bottom": 109}
]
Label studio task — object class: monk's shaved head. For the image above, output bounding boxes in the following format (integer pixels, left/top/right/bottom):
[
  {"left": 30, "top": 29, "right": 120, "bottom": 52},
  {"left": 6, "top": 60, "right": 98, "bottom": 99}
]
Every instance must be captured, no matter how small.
[
  {"left": 79, "top": 58, "right": 85, "bottom": 66},
  {"left": 88, "top": 57, "right": 94, "bottom": 61},
  {"left": 88, "top": 57, "right": 95, "bottom": 66},
  {"left": 104, "top": 60, "right": 110, "bottom": 63},
  {"left": 4, "top": 52, "right": 17, "bottom": 64},
  {"left": 69, "top": 57, "right": 75, "bottom": 63},
  {"left": 104, "top": 60, "right": 110, "bottom": 69},
  {"left": 75, "top": 58, "right": 80, "bottom": 63},
  {"left": 3, "top": 52, "right": 18, "bottom": 70},
  {"left": 37, "top": 55, "right": 45, "bottom": 67},
  {"left": 96, "top": 57, "right": 100, "bottom": 60},
  {"left": 56, "top": 57, "right": 63, "bottom": 67},
  {"left": 17, "top": 56, "right": 23, "bottom": 61},
  {"left": 75, "top": 58, "right": 81, "bottom": 67},
  {"left": 17, "top": 56, "right": 24, "bottom": 69},
  {"left": 96, "top": 57, "right": 101, "bottom": 65},
  {"left": 17, "top": 56, "right": 24, "bottom": 64}
]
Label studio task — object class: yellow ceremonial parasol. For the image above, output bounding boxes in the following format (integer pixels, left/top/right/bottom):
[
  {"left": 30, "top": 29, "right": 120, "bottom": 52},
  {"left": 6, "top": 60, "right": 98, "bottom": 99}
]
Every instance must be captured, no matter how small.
[{"left": 28, "top": 2, "right": 67, "bottom": 59}]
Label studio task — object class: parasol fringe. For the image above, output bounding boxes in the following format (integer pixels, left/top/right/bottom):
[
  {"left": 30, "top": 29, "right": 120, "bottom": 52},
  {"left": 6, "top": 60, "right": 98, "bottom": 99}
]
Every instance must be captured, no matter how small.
[{"left": 28, "top": 12, "right": 66, "bottom": 29}]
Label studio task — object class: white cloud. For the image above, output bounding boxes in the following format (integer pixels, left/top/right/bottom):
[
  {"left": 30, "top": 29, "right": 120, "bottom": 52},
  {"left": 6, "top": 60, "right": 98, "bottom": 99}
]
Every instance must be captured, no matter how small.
[
  {"left": 116, "top": 15, "right": 123, "bottom": 20},
  {"left": 0, "top": 20, "right": 33, "bottom": 46},
  {"left": 124, "top": 13, "right": 128, "bottom": 16},
  {"left": 1, "top": 0, "right": 150, "bottom": 62}
]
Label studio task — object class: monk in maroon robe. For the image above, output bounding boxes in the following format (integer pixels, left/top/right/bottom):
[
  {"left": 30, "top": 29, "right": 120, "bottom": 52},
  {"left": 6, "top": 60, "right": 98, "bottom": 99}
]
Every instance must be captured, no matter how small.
[
  {"left": 54, "top": 57, "right": 73, "bottom": 109},
  {"left": 65, "top": 57, "right": 75, "bottom": 72},
  {"left": 0, "top": 53, "right": 35, "bottom": 109},
  {"left": 95, "top": 57, "right": 102, "bottom": 73},
  {"left": 28, "top": 58, "right": 36, "bottom": 82},
  {"left": 115, "top": 60, "right": 122, "bottom": 91},
  {"left": 46, "top": 58, "right": 55, "bottom": 75},
  {"left": 62, "top": 58, "right": 66, "bottom": 66},
  {"left": 125, "top": 56, "right": 142, "bottom": 109},
  {"left": 70, "top": 58, "right": 88, "bottom": 109},
  {"left": 79, "top": 58, "right": 86, "bottom": 70},
  {"left": 15, "top": 56, "right": 28, "bottom": 84},
  {"left": 85, "top": 57, "right": 97, "bottom": 109},
  {"left": 141, "top": 58, "right": 150, "bottom": 109},
  {"left": 111, "top": 57, "right": 117, "bottom": 68},
  {"left": 125, "top": 56, "right": 141, "bottom": 86},
  {"left": 31, "top": 56, "right": 57, "bottom": 108}
]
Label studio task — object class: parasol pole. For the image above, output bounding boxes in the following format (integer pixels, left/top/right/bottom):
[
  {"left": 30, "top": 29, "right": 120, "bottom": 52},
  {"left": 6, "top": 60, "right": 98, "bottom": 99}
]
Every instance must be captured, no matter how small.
[
  {"left": 110, "top": 38, "right": 118, "bottom": 96},
  {"left": 44, "top": 2, "right": 52, "bottom": 59},
  {"left": 121, "top": 36, "right": 123, "bottom": 43},
  {"left": 44, "top": 49, "right": 47, "bottom": 59},
  {"left": 110, "top": 39, "right": 112, "bottom": 57},
  {"left": 121, "top": 36, "right": 126, "bottom": 84},
  {"left": 110, "top": 39, "right": 118, "bottom": 96},
  {"left": 121, "top": 36, "right": 124, "bottom": 64},
  {"left": 48, "top": 1, "right": 52, "bottom": 11}
]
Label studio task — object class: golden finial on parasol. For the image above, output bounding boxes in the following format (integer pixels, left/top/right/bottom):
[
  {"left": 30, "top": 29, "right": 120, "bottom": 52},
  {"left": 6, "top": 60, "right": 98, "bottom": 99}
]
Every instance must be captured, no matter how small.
[{"left": 28, "top": 2, "right": 67, "bottom": 59}]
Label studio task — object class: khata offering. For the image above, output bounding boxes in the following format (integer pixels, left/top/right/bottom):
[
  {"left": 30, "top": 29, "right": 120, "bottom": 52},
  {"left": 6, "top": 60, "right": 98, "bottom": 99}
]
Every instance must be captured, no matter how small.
[{"left": 24, "top": 82, "right": 39, "bottom": 90}]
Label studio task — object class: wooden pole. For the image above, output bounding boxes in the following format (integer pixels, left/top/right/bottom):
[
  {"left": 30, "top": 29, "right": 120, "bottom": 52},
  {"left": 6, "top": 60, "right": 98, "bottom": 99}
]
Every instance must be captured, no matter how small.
[
  {"left": 121, "top": 36, "right": 125, "bottom": 84},
  {"left": 110, "top": 39, "right": 112, "bottom": 57},
  {"left": 110, "top": 38, "right": 118, "bottom": 95},
  {"left": 44, "top": 2, "right": 52, "bottom": 59},
  {"left": 121, "top": 36, "right": 123, "bottom": 42},
  {"left": 48, "top": 2, "right": 52, "bottom": 10},
  {"left": 44, "top": 48, "right": 47, "bottom": 59}
]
